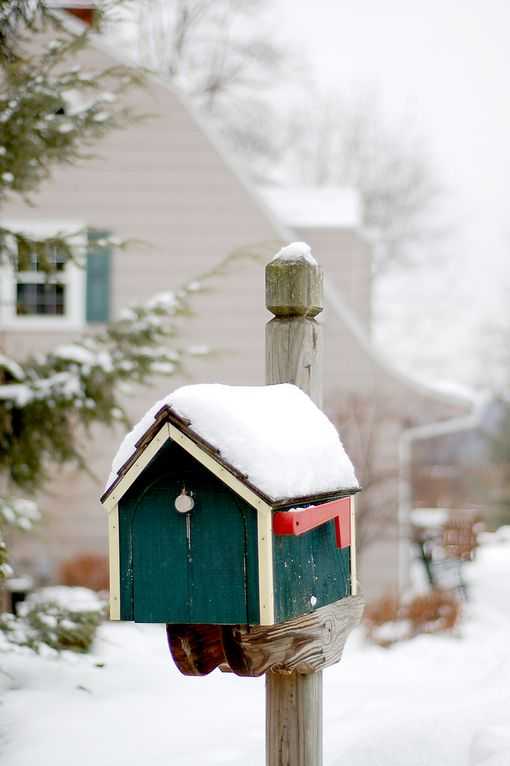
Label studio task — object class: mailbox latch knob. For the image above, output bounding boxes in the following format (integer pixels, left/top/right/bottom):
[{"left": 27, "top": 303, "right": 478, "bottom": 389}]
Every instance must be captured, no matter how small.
[{"left": 175, "top": 487, "right": 194, "bottom": 514}]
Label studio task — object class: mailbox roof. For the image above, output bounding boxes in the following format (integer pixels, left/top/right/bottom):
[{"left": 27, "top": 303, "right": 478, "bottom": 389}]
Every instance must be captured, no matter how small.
[{"left": 102, "top": 384, "right": 359, "bottom": 508}]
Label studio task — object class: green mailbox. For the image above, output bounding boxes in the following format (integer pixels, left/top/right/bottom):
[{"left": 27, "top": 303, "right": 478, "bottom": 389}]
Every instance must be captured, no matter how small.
[{"left": 101, "top": 383, "right": 359, "bottom": 628}]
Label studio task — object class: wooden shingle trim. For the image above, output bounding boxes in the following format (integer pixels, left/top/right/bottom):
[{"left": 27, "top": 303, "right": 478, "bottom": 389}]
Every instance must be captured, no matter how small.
[
  {"left": 101, "top": 425, "right": 171, "bottom": 511},
  {"left": 166, "top": 424, "right": 273, "bottom": 514},
  {"left": 100, "top": 409, "right": 171, "bottom": 505},
  {"left": 271, "top": 487, "right": 361, "bottom": 512}
]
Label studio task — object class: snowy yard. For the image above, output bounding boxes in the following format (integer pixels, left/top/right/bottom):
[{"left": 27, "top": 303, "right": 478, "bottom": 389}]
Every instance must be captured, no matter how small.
[{"left": 1, "top": 534, "right": 509, "bottom": 766}]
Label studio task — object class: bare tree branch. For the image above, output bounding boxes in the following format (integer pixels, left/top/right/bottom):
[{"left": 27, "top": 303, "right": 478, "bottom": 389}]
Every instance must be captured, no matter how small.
[{"left": 273, "top": 89, "right": 449, "bottom": 275}]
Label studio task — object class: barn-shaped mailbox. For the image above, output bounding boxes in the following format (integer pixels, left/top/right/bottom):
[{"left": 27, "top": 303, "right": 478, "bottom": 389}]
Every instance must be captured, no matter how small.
[{"left": 101, "top": 383, "right": 359, "bottom": 626}]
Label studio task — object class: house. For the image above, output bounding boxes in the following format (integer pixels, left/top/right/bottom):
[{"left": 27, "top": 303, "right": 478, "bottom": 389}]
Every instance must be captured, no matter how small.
[{"left": 0, "top": 4, "right": 471, "bottom": 598}]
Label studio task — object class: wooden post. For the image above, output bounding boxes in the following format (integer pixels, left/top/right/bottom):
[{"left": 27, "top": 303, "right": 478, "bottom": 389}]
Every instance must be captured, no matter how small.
[{"left": 265, "top": 247, "right": 324, "bottom": 766}]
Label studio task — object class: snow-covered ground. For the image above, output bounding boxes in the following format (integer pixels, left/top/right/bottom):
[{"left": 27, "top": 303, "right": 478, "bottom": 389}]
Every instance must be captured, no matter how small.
[{"left": 1, "top": 534, "right": 509, "bottom": 766}]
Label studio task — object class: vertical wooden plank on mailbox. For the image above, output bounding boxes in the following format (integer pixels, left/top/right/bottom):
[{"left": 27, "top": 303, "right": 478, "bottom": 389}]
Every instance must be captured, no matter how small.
[
  {"left": 118, "top": 440, "right": 260, "bottom": 625},
  {"left": 131, "top": 477, "right": 191, "bottom": 623},
  {"left": 265, "top": 246, "right": 324, "bottom": 766},
  {"left": 189, "top": 484, "right": 258, "bottom": 625},
  {"left": 273, "top": 522, "right": 351, "bottom": 624}
]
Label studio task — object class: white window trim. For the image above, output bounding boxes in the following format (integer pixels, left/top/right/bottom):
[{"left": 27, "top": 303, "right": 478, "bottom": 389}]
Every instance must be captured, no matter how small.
[{"left": 0, "top": 220, "right": 86, "bottom": 331}]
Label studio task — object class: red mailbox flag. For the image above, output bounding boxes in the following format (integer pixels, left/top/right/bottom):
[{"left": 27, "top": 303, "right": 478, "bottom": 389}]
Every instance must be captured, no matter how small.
[{"left": 273, "top": 496, "right": 352, "bottom": 548}]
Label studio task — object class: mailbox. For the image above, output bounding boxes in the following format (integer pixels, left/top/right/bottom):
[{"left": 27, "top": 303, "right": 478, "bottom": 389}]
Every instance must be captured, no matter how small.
[{"left": 101, "top": 383, "right": 359, "bottom": 627}]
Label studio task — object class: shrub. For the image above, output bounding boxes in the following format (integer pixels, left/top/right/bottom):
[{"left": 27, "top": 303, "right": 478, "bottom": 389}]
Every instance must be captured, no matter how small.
[
  {"left": 364, "top": 590, "right": 461, "bottom": 647},
  {"left": 0, "top": 586, "right": 106, "bottom": 654},
  {"left": 406, "top": 590, "right": 460, "bottom": 634}
]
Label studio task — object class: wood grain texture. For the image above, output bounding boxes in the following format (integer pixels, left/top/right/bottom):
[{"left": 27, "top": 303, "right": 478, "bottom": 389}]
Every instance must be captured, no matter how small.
[
  {"left": 266, "top": 256, "right": 323, "bottom": 318},
  {"left": 166, "top": 624, "right": 226, "bottom": 676},
  {"left": 265, "top": 318, "right": 323, "bottom": 408},
  {"left": 166, "top": 596, "right": 364, "bottom": 678},
  {"left": 223, "top": 595, "right": 364, "bottom": 677},
  {"left": 266, "top": 671, "right": 322, "bottom": 766}
]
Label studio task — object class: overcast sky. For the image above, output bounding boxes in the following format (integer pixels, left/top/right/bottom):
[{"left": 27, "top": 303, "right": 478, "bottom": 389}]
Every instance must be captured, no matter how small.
[{"left": 277, "top": 0, "right": 510, "bottom": 386}]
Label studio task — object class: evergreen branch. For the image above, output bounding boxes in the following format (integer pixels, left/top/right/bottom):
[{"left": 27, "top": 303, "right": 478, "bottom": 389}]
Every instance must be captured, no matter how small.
[{"left": 0, "top": 2, "right": 144, "bottom": 203}]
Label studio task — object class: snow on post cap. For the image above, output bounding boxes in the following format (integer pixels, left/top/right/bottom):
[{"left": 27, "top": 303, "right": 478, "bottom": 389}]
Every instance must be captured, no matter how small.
[
  {"left": 271, "top": 241, "right": 318, "bottom": 267},
  {"left": 266, "top": 242, "right": 322, "bottom": 318},
  {"left": 106, "top": 383, "right": 358, "bottom": 502}
]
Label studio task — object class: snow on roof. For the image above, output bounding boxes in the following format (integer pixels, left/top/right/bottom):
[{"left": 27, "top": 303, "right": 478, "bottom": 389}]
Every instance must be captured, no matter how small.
[
  {"left": 106, "top": 383, "right": 358, "bottom": 502},
  {"left": 261, "top": 186, "right": 362, "bottom": 229}
]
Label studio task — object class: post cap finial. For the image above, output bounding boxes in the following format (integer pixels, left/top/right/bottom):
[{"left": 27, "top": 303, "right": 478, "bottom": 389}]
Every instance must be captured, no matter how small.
[{"left": 266, "top": 242, "right": 323, "bottom": 317}]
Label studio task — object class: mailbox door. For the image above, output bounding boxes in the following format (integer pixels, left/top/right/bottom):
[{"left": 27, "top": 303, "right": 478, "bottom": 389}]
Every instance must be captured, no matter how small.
[{"left": 119, "top": 442, "right": 259, "bottom": 624}]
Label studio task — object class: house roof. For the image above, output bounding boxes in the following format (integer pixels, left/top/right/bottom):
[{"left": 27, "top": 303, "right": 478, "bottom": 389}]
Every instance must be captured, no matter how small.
[
  {"left": 260, "top": 186, "right": 362, "bottom": 229},
  {"left": 101, "top": 384, "right": 359, "bottom": 509}
]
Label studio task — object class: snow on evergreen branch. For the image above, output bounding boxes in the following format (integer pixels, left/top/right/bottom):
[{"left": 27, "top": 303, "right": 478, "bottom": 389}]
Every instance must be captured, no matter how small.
[
  {"left": 0, "top": 586, "right": 106, "bottom": 654},
  {"left": 0, "top": 497, "right": 40, "bottom": 530}
]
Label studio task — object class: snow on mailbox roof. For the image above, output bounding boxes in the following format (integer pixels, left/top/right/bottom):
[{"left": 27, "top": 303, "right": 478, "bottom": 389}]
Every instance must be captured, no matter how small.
[
  {"left": 261, "top": 186, "right": 362, "bottom": 229},
  {"left": 104, "top": 383, "right": 358, "bottom": 504}
]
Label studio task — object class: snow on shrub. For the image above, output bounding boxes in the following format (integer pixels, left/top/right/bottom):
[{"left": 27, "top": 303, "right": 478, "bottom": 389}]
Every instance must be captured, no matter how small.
[{"left": 0, "top": 586, "right": 106, "bottom": 654}]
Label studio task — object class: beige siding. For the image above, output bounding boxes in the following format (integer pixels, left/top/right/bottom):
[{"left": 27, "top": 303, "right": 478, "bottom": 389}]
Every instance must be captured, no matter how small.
[{"left": 294, "top": 227, "right": 372, "bottom": 331}]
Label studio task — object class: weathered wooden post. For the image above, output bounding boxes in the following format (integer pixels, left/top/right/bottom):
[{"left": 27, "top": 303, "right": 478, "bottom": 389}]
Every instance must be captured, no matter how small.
[{"left": 265, "top": 243, "right": 326, "bottom": 766}]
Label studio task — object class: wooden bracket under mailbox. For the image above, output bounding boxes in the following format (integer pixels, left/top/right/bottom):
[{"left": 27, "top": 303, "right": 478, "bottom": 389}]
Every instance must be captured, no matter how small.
[{"left": 273, "top": 497, "right": 352, "bottom": 548}]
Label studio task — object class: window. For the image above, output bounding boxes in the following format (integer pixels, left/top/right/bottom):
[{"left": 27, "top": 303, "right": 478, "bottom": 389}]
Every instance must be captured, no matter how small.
[
  {"left": 0, "top": 221, "right": 86, "bottom": 330},
  {"left": 17, "top": 283, "right": 66, "bottom": 316},
  {"left": 15, "top": 243, "right": 68, "bottom": 317}
]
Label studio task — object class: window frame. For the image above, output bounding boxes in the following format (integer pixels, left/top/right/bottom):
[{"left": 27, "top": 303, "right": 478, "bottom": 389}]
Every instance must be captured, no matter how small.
[{"left": 0, "top": 220, "right": 86, "bottom": 331}]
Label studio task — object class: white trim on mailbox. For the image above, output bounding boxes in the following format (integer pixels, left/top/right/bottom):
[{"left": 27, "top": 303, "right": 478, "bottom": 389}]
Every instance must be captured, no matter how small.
[
  {"left": 350, "top": 496, "right": 358, "bottom": 597},
  {"left": 256, "top": 509, "right": 275, "bottom": 625},
  {"left": 108, "top": 505, "right": 121, "bottom": 620},
  {"left": 102, "top": 419, "right": 276, "bottom": 624}
]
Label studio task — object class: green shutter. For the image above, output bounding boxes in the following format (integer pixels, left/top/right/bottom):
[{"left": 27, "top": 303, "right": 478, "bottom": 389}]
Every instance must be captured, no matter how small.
[{"left": 86, "top": 229, "right": 112, "bottom": 323}]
